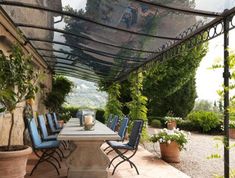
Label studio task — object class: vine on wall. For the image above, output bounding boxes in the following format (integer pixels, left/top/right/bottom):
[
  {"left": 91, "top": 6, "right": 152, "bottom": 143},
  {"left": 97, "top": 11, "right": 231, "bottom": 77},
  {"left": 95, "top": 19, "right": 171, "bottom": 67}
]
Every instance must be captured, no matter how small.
[
  {"left": 127, "top": 72, "right": 148, "bottom": 140},
  {"left": 104, "top": 82, "right": 123, "bottom": 119}
]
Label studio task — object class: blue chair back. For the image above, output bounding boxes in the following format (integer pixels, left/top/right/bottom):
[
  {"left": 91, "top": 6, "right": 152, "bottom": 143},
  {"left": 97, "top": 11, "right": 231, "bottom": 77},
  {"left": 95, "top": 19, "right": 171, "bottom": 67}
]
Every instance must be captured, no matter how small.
[
  {"left": 27, "top": 118, "right": 42, "bottom": 147},
  {"left": 52, "top": 112, "right": 60, "bottom": 129},
  {"left": 106, "top": 114, "right": 113, "bottom": 128},
  {"left": 76, "top": 110, "right": 83, "bottom": 119},
  {"left": 46, "top": 113, "right": 56, "bottom": 132},
  {"left": 37, "top": 115, "right": 49, "bottom": 139},
  {"left": 128, "top": 120, "right": 144, "bottom": 149},
  {"left": 118, "top": 117, "right": 129, "bottom": 140},
  {"left": 110, "top": 115, "right": 119, "bottom": 131}
]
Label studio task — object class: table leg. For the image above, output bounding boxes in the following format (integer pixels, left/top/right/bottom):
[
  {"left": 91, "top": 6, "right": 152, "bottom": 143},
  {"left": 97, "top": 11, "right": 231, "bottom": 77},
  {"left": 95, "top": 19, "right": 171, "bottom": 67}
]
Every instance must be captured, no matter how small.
[{"left": 66, "top": 141, "right": 110, "bottom": 178}]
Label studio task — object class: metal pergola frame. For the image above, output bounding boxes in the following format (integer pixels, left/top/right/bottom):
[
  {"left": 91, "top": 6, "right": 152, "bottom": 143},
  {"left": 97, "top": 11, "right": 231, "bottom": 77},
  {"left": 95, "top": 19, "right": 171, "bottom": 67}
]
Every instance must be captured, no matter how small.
[{"left": 0, "top": 1, "right": 235, "bottom": 177}]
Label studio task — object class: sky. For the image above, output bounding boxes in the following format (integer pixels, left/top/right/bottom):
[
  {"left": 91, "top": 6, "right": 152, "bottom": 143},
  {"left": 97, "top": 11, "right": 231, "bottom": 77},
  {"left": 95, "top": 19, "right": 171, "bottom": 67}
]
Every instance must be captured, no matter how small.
[{"left": 196, "top": 29, "right": 235, "bottom": 102}]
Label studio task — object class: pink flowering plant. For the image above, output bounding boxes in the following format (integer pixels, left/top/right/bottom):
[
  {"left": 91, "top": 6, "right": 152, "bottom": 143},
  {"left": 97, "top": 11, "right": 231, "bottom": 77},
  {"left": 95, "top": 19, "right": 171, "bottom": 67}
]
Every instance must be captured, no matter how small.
[{"left": 150, "top": 128, "right": 190, "bottom": 150}]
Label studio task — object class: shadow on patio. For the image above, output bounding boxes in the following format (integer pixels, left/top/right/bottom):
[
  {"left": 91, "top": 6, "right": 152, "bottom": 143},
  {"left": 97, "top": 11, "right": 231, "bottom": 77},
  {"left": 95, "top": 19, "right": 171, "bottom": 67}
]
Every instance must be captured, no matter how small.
[{"left": 25, "top": 145, "right": 190, "bottom": 178}]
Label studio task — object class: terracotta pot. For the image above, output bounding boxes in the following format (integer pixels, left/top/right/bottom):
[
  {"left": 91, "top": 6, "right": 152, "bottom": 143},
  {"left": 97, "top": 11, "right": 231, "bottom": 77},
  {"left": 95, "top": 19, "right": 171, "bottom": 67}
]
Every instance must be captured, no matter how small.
[
  {"left": 160, "top": 141, "right": 180, "bottom": 163},
  {"left": 58, "top": 120, "right": 64, "bottom": 127},
  {"left": 26, "top": 98, "right": 34, "bottom": 106},
  {"left": 167, "top": 120, "right": 177, "bottom": 130},
  {"left": 0, "top": 146, "right": 32, "bottom": 178},
  {"left": 229, "top": 128, "right": 235, "bottom": 139}
]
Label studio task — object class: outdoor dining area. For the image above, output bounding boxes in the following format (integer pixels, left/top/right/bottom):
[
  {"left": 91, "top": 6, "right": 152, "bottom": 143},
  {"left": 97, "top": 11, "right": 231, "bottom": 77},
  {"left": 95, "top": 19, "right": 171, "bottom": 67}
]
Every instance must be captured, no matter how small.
[
  {"left": 24, "top": 111, "right": 189, "bottom": 178},
  {"left": 1, "top": 1, "right": 235, "bottom": 178}
]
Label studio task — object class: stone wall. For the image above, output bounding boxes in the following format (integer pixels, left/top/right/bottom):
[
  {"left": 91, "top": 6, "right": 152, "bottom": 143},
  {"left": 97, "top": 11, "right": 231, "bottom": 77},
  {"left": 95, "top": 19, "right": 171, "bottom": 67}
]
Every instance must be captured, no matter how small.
[{"left": 0, "top": 0, "right": 57, "bottom": 146}]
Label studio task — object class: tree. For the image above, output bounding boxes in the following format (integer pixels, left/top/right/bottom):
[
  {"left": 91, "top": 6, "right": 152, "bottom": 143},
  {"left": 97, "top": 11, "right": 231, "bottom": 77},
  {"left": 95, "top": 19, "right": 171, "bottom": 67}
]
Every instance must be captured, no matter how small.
[
  {"left": 44, "top": 76, "right": 73, "bottom": 112},
  {"left": 148, "top": 76, "right": 197, "bottom": 117},
  {"left": 143, "top": 43, "right": 208, "bottom": 118},
  {"left": 0, "top": 44, "right": 38, "bottom": 150},
  {"left": 193, "top": 99, "right": 213, "bottom": 111}
]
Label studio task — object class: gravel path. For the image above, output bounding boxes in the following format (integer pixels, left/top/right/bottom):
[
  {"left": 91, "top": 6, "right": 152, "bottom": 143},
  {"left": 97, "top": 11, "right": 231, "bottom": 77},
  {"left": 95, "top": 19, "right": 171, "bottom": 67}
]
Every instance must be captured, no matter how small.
[{"left": 143, "top": 127, "right": 235, "bottom": 178}]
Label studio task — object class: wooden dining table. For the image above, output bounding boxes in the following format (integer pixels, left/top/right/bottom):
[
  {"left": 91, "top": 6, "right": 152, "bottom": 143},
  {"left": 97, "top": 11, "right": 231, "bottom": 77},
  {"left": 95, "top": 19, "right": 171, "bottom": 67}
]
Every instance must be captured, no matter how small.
[{"left": 57, "top": 118, "right": 120, "bottom": 178}]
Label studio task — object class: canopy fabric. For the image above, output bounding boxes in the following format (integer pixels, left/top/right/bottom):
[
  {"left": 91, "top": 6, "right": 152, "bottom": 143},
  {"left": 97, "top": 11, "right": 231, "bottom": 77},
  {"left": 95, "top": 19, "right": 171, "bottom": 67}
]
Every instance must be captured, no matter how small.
[{"left": 0, "top": 0, "right": 235, "bottom": 83}]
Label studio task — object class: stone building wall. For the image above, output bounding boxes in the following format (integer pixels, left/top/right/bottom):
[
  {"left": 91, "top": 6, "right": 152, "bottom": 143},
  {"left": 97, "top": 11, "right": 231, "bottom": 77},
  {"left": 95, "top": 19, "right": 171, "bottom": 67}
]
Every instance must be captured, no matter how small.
[{"left": 0, "top": 0, "right": 59, "bottom": 146}]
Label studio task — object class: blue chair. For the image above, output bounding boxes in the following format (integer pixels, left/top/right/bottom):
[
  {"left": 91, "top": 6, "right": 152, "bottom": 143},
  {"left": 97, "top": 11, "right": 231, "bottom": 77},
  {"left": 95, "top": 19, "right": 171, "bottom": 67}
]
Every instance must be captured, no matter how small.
[
  {"left": 104, "top": 117, "right": 129, "bottom": 153},
  {"left": 109, "top": 115, "right": 119, "bottom": 131},
  {"left": 27, "top": 118, "right": 62, "bottom": 175},
  {"left": 52, "top": 112, "right": 63, "bottom": 130},
  {"left": 46, "top": 113, "right": 61, "bottom": 134},
  {"left": 38, "top": 115, "right": 57, "bottom": 141},
  {"left": 106, "top": 114, "right": 113, "bottom": 128},
  {"left": 108, "top": 119, "right": 144, "bottom": 175}
]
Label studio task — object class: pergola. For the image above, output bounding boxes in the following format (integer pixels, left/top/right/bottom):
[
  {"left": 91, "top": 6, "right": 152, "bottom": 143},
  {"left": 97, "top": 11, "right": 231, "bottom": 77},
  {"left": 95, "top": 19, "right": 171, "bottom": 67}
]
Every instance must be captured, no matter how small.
[{"left": 0, "top": 0, "right": 235, "bottom": 177}]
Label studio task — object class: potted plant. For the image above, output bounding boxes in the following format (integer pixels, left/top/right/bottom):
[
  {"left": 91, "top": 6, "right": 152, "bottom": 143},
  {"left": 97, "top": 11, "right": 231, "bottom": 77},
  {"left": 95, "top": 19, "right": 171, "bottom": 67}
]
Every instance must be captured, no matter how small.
[
  {"left": 164, "top": 111, "right": 182, "bottom": 130},
  {"left": 151, "top": 128, "right": 190, "bottom": 163},
  {"left": 165, "top": 116, "right": 182, "bottom": 130},
  {"left": 229, "top": 122, "right": 235, "bottom": 139},
  {"left": 0, "top": 44, "right": 38, "bottom": 178}
]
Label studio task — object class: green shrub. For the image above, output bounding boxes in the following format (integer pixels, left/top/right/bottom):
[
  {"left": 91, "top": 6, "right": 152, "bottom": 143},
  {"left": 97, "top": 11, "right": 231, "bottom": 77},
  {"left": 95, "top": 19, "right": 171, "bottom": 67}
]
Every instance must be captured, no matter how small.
[
  {"left": 148, "top": 116, "right": 165, "bottom": 125},
  {"left": 96, "top": 109, "right": 105, "bottom": 123},
  {"left": 177, "top": 120, "right": 200, "bottom": 131},
  {"left": 62, "top": 106, "right": 79, "bottom": 117},
  {"left": 186, "top": 111, "right": 221, "bottom": 133},
  {"left": 150, "top": 119, "right": 162, "bottom": 128},
  {"left": 60, "top": 107, "right": 105, "bottom": 123}
]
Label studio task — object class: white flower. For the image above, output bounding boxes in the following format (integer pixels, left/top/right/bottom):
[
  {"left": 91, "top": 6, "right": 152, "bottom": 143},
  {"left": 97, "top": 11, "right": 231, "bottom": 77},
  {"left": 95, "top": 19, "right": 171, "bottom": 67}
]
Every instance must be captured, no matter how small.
[
  {"left": 168, "top": 130, "right": 174, "bottom": 135},
  {"left": 167, "top": 140, "right": 171, "bottom": 144},
  {"left": 159, "top": 138, "right": 163, "bottom": 143}
]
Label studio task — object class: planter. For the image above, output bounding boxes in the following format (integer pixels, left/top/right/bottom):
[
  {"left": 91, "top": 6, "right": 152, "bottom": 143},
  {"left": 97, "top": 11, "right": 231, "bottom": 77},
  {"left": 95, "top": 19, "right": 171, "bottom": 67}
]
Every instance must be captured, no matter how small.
[
  {"left": 27, "top": 98, "right": 34, "bottom": 106},
  {"left": 58, "top": 120, "right": 64, "bottom": 128},
  {"left": 229, "top": 128, "right": 235, "bottom": 139},
  {"left": 160, "top": 141, "right": 180, "bottom": 163},
  {"left": 167, "top": 121, "right": 177, "bottom": 130},
  {"left": 0, "top": 145, "right": 32, "bottom": 178}
]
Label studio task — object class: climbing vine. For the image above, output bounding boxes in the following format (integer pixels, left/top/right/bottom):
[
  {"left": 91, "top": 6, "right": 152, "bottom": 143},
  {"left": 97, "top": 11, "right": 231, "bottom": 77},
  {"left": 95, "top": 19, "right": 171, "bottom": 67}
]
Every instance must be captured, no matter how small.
[
  {"left": 127, "top": 72, "right": 148, "bottom": 140},
  {"left": 104, "top": 82, "right": 123, "bottom": 119}
]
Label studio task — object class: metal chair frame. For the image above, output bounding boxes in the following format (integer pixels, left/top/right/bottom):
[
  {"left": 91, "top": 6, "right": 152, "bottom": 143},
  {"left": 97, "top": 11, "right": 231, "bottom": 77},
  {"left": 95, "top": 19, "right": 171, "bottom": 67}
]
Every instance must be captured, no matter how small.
[
  {"left": 27, "top": 118, "right": 62, "bottom": 176},
  {"left": 104, "top": 117, "right": 129, "bottom": 154},
  {"left": 108, "top": 119, "right": 144, "bottom": 175}
]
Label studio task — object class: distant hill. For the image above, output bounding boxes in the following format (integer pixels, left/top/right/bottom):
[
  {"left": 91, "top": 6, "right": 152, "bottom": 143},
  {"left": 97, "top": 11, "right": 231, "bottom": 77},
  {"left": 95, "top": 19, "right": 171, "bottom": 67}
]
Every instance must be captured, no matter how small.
[{"left": 65, "top": 77, "right": 107, "bottom": 109}]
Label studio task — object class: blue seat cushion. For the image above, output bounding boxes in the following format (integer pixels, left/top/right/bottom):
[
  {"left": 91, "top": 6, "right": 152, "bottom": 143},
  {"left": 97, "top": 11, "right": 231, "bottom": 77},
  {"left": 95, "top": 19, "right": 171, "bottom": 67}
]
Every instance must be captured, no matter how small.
[
  {"left": 52, "top": 129, "right": 61, "bottom": 134},
  {"left": 35, "top": 140, "right": 60, "bottom": 149},
  {"left": 43, "top": 134, "right": 57, "bottom": 141},
  {"left": 107, "top": 141, "right": 134, "bottom": 150}
]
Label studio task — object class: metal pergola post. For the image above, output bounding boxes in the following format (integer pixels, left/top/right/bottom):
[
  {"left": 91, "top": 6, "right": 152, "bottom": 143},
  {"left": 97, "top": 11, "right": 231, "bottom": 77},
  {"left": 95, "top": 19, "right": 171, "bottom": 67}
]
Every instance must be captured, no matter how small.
[{"left": 223, "top": 15, "right": 230, "bottom": 178}]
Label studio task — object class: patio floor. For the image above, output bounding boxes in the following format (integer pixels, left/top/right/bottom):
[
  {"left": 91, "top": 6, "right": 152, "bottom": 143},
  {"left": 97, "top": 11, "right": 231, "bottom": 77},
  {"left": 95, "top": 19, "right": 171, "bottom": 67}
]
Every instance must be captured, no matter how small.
[{"left": 25, "top": 145, "right": 190, "bottom": 178}]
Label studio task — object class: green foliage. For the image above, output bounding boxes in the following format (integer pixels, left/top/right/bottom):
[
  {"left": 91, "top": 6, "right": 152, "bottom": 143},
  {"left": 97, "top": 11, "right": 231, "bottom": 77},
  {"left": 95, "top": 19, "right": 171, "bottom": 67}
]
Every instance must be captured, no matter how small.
[
  {"left": 119, "top": 80, "right": 132, "bottom": 115},
  {"left": 144, "top": 43, "right": 208, "bottom": 117},
  {"left": 60, "top": 106, "right": 105, "bottom": 123},
  {"left": 186, "top": 111, "right": 222, "bottom": 133},
  {"left": 150, "top": 119, "right": 162, "bottom": 128},
  {"left": 0, "top": 44, "right": 38, "bottom": 149},
  {"left": 61, "top": 106, "right": 79, "bottom": 118},
  {"left": 44, "top": 76, "right": 73, "bottom": 112},
  {"left": 127, "top": 72, "right": 148, "bottom": 140},
  {"left": 150, "top": 128, "right": 190, "bottom": 151},
  {"left": 193, "top": 99, "right": 214, "bottom": 111},
  {"left": 229, "top": 121, "right": 235, "bottom": 128},
  {"left": 104, "top": 83, "right": 123, "bottom": 119},
  {"left": 0, "top": 45, "right": 38, "bottom": 112},
  {"left": 96, "top": 109, "right": 105, "bottom": 123},
  {"left": 177, "top": 120, "right": 200, "bottom": 131}
]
